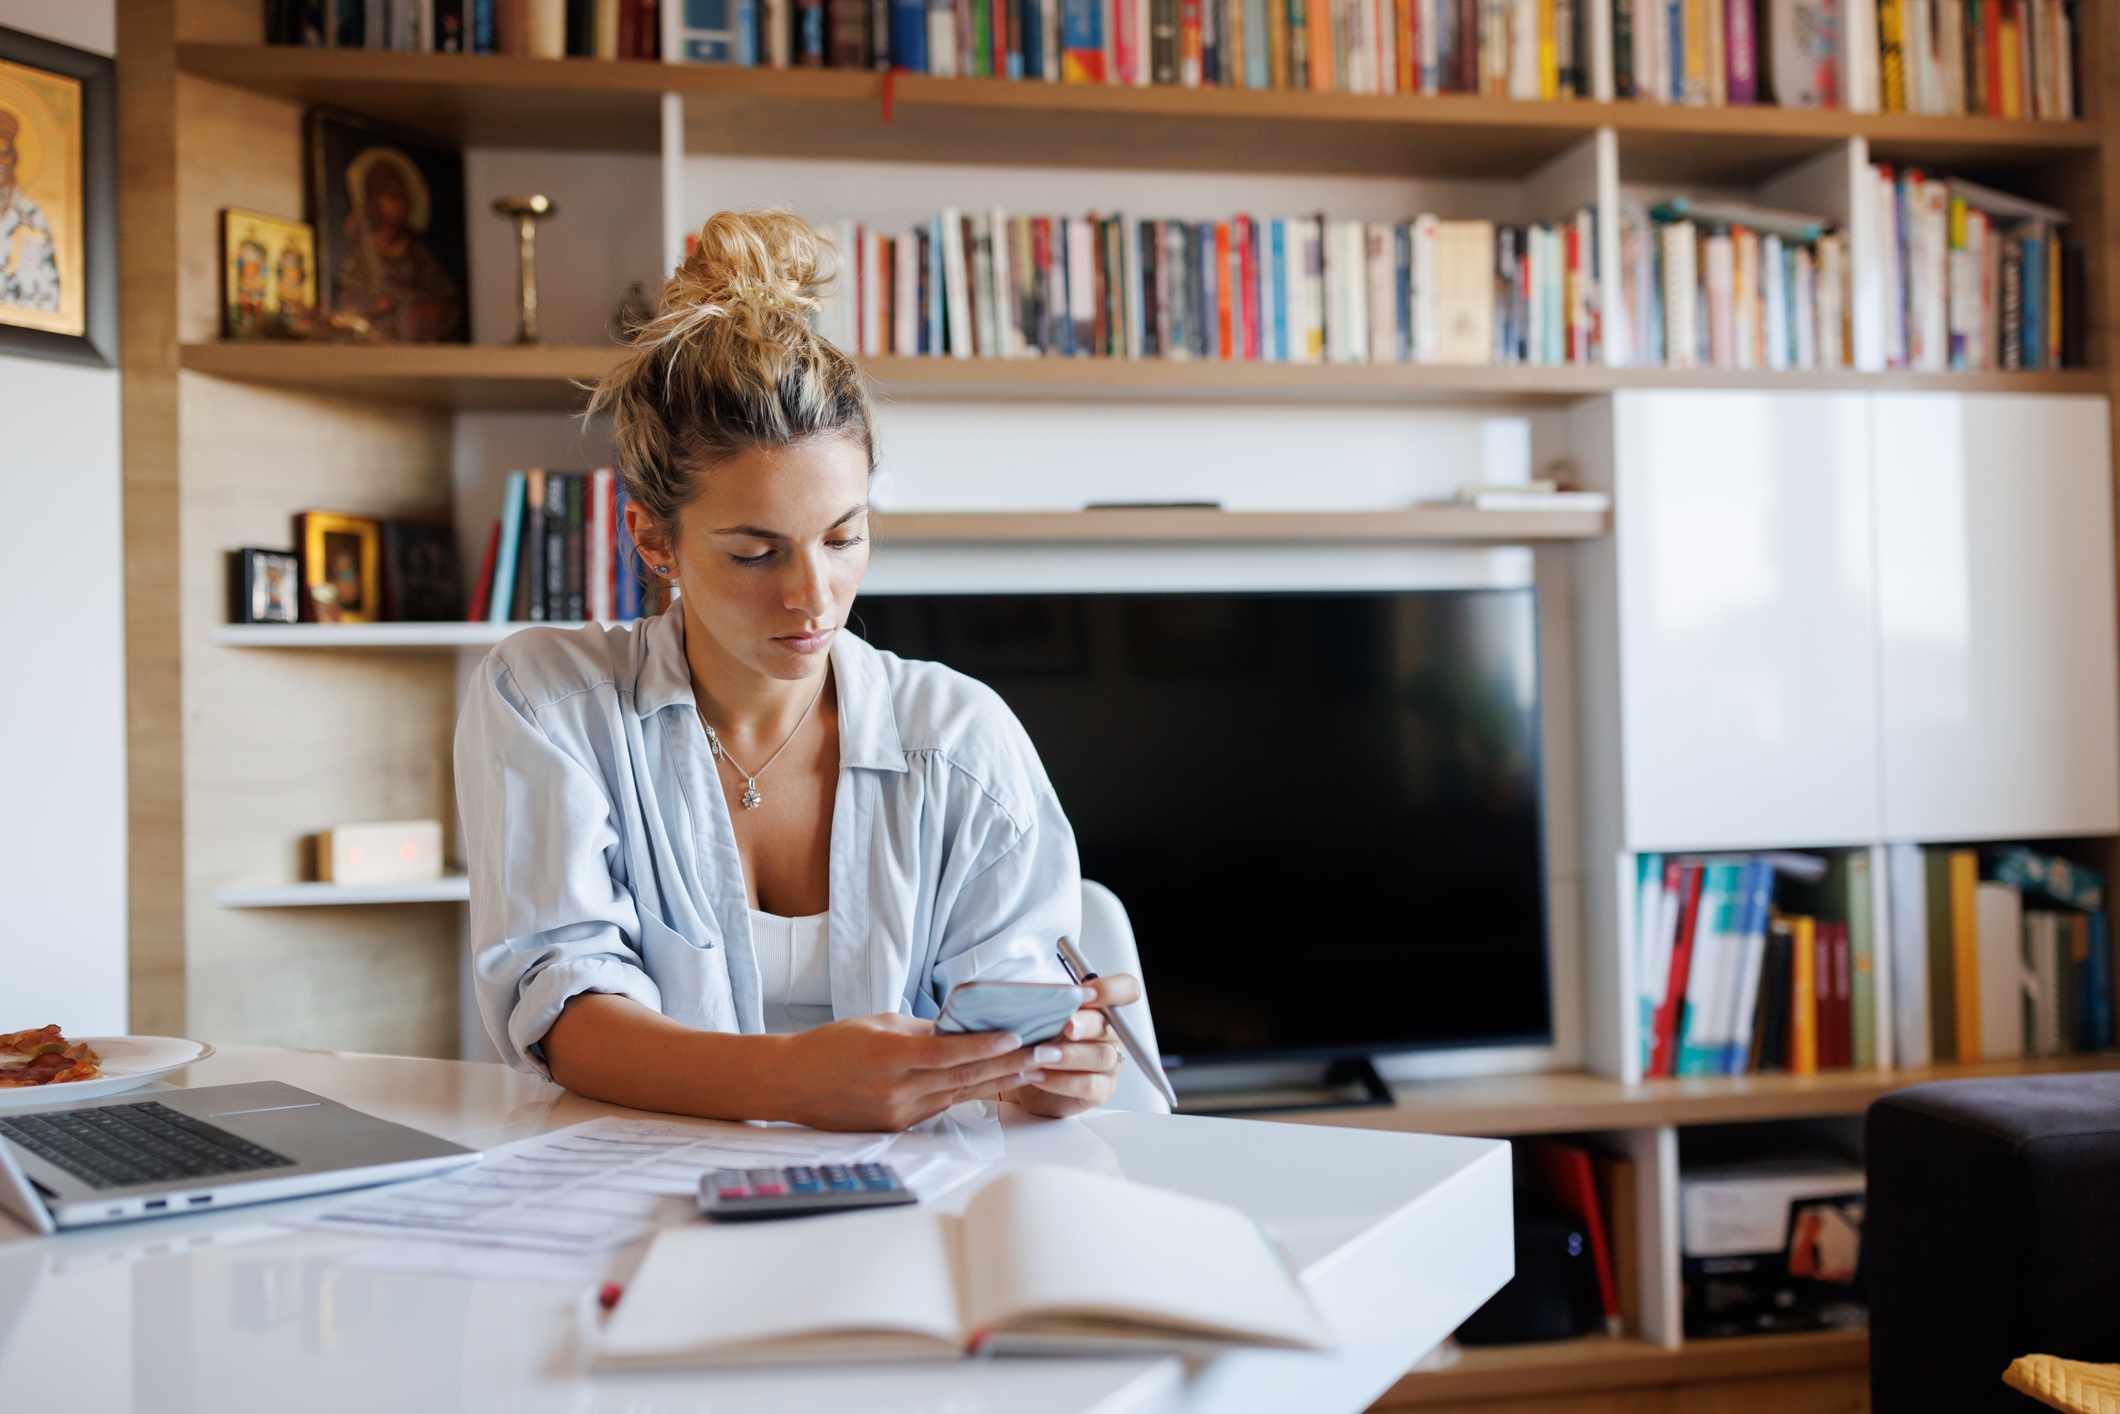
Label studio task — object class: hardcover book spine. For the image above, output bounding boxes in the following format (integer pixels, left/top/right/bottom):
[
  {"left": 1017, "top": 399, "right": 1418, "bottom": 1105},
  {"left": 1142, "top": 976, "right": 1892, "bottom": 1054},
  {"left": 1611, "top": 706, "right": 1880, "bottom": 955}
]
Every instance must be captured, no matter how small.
[
  {"left": 891, "top": 0, "right": 929, "bottom": 65},
  {"left": 564, "top": 473, "right": 586, "bottom": 624},
  {"left": 544, "top": 471, "right": 568, "bottom": 620},
  {"left": 1725, "top": 0, "right": 1755, "bottom": 99},
  {"left": 829, "top": 0, "right": 871, "bottom": 62},
  {"left": 488, "top": 470, "right": 526, "bottom": 625},
  {"left": 1064, "top": 0, "right": 1109, "bottom": 75},
  {"left": 525, "top": 469, "right": 546, "bottom": 622}
]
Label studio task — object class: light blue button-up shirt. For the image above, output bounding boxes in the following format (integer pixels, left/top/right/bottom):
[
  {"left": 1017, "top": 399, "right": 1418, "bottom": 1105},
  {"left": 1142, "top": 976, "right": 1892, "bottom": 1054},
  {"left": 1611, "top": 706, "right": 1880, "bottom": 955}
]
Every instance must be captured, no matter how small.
[{"left": 455, "top": 610, "right": 1080, "bottom": 1077}]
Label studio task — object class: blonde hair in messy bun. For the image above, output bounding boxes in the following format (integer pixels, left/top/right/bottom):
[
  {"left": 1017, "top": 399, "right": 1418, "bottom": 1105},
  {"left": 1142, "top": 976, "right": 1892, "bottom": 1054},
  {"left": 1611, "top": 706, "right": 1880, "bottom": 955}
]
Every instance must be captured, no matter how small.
[{"left": 587, "top": 209, "right": 875, "bottom": 553}]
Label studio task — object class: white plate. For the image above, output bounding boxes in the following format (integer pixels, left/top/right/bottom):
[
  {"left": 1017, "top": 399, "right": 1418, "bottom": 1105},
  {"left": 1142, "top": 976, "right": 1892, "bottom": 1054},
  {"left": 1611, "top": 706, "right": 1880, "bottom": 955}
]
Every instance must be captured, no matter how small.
[{"left": 0, "top": 1036, "right": 216, "bottom": 1112}]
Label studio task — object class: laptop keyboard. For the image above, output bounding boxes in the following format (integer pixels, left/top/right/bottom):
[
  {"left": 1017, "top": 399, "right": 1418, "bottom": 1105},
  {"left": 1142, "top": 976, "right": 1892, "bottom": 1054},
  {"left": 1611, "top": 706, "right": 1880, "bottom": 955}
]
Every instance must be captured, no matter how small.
[{"left": 0, "top": 1099, "right": 296, "bottom": 1190}]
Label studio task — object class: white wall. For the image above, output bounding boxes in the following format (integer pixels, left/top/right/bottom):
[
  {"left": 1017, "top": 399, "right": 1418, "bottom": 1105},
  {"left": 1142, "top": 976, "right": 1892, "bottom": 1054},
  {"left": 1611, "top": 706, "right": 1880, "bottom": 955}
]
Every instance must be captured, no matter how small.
[{"left": 0, "top": 0, "right": 126, "bottom": 1033}]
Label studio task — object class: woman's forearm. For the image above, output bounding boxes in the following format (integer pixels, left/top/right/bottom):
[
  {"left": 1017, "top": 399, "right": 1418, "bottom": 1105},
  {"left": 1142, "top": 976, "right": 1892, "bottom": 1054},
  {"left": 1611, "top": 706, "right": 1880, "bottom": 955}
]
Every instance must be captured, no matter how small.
[{"left": 542, "top": 993, "right": 797, "bottom": 1122}]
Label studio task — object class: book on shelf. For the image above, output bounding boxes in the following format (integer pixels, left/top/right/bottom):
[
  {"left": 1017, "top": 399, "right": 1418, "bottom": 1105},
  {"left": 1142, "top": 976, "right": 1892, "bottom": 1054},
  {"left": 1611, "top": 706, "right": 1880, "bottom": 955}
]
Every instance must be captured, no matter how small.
[
  {"left": 267, "top": 0, "right": 666, "bottom": 58},
  {"left": 1622, "top": 0, "right": 2078, "bottom": 117},
  {"left": 1617, "top": 197, "right": 1847, "bottom": 371},
  {"left": 818, "top": 207, "right": 1601, "bottom": 370},
  {"left": 1872, "top": 166, "right": 2075, "bottom": 371},
  {"left": 1893, "top": 843, "right": 2112, "bottom": 1065},
  {"left": 1636, "top": 849, "right": 1884, "bottom": 1080},
  {"left": 596, "top": 1165, "right": 1330, "bottom": 1367},
  {"left": 471, "top": 467, "right": 669, "bottom": 626}
]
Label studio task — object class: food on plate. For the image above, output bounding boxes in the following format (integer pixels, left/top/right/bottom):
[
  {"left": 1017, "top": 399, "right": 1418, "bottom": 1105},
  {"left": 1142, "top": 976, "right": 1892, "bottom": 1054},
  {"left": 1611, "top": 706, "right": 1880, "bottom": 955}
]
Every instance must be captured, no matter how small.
[{"left": 0, "top": 1025, "right": 103, "bottom": 1087}]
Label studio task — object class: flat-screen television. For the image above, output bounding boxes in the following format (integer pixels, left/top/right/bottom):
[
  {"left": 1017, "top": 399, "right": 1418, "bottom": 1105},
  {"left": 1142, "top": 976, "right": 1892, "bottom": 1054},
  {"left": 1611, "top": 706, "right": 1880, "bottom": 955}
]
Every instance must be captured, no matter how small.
[{"left": 851, "top": 588, "right": 1552, "bottom": 1067}]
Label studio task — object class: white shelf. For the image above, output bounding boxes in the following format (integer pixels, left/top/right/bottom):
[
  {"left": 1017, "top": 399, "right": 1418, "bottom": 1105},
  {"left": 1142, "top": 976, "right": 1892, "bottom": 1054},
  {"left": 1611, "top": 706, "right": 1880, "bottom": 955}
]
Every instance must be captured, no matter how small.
[
  {"left": 216, "top": 877, "right": 472, "bottom": 908},
  {"left": 213, "top": 623, "right": 583, "bottom": 649}
]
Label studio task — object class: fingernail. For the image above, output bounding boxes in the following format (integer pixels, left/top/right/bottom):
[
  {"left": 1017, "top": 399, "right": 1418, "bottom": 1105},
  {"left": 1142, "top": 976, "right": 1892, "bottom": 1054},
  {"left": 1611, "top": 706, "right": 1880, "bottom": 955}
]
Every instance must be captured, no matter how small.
[
  {"left": 1034, "top": 1045, "right": 1062, "bottom": 1064},
  {"left": 996, "top": 1032, "right": 1022, "bottom": 1051},
  {"left": 1018, "top": 1070, "right": 1046, "bottom": 1084}
]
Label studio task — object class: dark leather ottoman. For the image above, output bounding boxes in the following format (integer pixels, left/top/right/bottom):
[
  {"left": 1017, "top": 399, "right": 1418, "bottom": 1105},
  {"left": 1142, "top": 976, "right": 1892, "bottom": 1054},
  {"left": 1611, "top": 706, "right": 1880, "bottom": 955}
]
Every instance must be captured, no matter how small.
[{"left": 1866, "top": 1073, "right": 2120, "bottom": 1413}]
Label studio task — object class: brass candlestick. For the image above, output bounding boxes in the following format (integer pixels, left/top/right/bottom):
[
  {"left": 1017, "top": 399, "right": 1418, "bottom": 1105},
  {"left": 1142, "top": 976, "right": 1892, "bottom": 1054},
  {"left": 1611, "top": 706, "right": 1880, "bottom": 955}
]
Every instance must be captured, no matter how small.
[{"left": 492, "top": 194, "right": 557, "bottom": 345}]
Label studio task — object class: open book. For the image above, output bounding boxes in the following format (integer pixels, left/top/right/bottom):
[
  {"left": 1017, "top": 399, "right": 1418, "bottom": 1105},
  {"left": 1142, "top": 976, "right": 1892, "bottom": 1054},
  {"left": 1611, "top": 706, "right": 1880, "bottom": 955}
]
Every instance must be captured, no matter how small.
[{"left": 595, "top": 1164, "right": 1333, "bottom": 1367}]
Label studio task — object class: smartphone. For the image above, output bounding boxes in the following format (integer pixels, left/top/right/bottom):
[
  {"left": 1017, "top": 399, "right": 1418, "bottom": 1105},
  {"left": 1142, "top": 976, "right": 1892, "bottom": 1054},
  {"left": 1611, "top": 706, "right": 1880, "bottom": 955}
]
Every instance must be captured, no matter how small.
[{"left": 934, "top": 980, "right": 1087, "bottom": 1046}]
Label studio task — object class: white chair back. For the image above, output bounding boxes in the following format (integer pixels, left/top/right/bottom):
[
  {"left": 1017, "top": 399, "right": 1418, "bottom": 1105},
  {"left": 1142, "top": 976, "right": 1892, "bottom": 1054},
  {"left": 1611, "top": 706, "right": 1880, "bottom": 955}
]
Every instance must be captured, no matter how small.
[{"left": 1076, "top": 879, "right": 1172, "bottom": 1115}]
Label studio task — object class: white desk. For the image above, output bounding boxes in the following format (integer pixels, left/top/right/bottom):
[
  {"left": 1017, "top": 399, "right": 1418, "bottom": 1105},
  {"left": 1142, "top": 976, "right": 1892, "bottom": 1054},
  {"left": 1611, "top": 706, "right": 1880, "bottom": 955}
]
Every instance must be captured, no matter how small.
[{"left": 0, "top": 1047, "right": 1510, "bottom": 1413}]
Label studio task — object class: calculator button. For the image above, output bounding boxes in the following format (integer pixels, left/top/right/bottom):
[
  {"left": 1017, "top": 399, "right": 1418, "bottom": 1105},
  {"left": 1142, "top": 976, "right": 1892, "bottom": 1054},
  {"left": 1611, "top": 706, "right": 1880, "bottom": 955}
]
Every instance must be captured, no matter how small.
[
  {"left": 745, "top": 1168, "right": 782, "bottom": 1184},
  {"left": 749, "top": 1184, "right": 787, "bottom": 1197},
  {"left": 820, "top": 1165, "right": 849, "bottom": 1180},
  {"left": 788, "top": 1176, "right": 822, "bottom": 1192},
  {"left": 785, "top": 1166, "right": 817, "bottom": 1183},
  {"left": 860, "top": 1177, "right": 898, "bottom": 1191},
  {"left": 713, "top": 1184, "right": 750, "bottom": 1198}
]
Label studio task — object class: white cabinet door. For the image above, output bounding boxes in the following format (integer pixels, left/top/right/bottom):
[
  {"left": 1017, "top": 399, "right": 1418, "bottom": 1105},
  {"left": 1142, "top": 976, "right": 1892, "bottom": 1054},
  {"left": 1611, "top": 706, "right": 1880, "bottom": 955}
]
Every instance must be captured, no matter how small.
[
  {"left": 1613, "top": 392, "right": 1883, "bottom": 852},
  {"left": 1872, "top": 394, "right": 2119, "bottom": 842}
]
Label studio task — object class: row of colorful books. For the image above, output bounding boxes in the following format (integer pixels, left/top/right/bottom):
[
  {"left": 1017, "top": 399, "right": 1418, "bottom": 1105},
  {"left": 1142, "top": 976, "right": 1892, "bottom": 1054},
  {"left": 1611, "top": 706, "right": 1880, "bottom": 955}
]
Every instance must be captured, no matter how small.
[
  {"left": 266, "top": 0, "right": 665, "bottom": 56},
  {"left": 1876, "top": 167, "right": 2074, "bottom": 373},
  {"left": 264, "top": 0, "right": 2079, "bottom": 121},
  {"left": 677, "top": 0, "right": 1600, "bottom": 92},
  {"left": 1614, "top": 0, "right": 2078, "bottom": 118},
  {"left": 1889, "top": 844, "right": 2112, "bottom": 1065},
  {"left": 468, "top": 468, "right": 671, "bottom": 624},
  {"left": 1614, "top": 197, "right": 1849, "bottom": 371},
  {"left": 807, "top": 209, "right": 1603, "bottom": 367},
  {"left": 1634, "top": 852, "right": 1878, "bottom": 1078}
]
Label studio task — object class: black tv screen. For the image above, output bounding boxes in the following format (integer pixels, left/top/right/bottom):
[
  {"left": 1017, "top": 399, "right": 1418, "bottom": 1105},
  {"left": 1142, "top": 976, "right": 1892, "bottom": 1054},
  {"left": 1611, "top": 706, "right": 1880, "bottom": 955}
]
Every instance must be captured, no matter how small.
[{"left": 851, "top": 588, "right": 1552, "bottom": 1067}]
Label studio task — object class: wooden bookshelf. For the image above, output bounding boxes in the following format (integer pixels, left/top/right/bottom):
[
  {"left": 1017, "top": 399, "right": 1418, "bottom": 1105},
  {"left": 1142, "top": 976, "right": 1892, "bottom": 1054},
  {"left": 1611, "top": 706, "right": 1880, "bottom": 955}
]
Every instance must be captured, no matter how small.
[
  {"left": 175, "top": 43, "right": 2101, "bottom": 180},
  {"left": 179, "top": 341, "right": 2109, "bottom": 411},
  {"left": 1260, "top": 1053, "right": 2120, "bottom": 1137},
  {"left": 127, "top": 15, "right": 2120, "bottom": 1411},
  {"left": 1378, "top": 1329, "right": 1867, "bottom": 1406}
]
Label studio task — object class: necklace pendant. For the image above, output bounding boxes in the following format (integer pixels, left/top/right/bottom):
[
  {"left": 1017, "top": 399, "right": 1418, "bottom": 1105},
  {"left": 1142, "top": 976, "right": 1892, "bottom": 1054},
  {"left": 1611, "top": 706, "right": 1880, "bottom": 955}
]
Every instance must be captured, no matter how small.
[{"left": 740, "top": 780, "right": 763, "bottom": 810}]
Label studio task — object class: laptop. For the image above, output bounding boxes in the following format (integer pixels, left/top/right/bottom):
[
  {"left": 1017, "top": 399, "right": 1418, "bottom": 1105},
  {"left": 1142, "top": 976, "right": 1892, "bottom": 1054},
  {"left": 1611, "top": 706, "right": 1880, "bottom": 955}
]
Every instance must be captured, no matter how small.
[{"left": 0, "top": 1080, "right": 478, "bottom": 1234}]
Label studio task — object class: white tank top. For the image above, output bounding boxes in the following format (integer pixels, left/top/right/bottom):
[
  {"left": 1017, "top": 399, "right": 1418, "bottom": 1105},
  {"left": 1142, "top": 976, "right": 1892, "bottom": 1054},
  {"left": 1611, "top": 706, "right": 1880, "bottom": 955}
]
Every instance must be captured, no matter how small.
[{"left": 749, "top": 908, "right": 833, "bottom": 1034}]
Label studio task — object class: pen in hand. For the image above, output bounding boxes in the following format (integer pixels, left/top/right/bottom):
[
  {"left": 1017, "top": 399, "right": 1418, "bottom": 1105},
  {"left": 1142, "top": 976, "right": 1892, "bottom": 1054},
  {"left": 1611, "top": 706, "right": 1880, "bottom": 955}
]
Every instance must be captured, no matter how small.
[{"left": 1056, "top": 936, "right": 1181, "bottom": 1112}]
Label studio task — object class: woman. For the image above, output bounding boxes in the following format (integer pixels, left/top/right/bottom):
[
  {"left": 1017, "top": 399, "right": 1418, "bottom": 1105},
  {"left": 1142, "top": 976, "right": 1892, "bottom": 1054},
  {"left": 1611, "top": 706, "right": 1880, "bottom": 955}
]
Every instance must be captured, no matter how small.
[{"left": 457, "top": 210, "right": 1138, "bottom": 1131}]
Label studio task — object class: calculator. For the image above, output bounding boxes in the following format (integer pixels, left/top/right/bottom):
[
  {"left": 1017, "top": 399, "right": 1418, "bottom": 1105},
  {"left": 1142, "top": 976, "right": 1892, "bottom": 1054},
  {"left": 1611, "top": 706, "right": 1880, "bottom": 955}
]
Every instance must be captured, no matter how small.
[{"left": 696, "top": 1162, "right": 918, "bottom": 1220}]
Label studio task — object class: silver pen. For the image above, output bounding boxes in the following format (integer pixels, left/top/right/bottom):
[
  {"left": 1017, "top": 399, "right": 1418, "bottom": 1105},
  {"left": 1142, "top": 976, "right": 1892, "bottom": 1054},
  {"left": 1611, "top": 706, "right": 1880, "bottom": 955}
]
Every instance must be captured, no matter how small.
[{"left": 1056, "top": 936, "right": 1181, "bottom": 1112}]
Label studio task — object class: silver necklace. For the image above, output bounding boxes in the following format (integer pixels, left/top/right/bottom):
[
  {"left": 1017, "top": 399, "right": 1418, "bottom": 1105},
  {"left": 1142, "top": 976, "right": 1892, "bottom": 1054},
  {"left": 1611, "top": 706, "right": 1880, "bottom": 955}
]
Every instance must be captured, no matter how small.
[{"left": 700, "top": 674, "right": 829, "bottom": 810}]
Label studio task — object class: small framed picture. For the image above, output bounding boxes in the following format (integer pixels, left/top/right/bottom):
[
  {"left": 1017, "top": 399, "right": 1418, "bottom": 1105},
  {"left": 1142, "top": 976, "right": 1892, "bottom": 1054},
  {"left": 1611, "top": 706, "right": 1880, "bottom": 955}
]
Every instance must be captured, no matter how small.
[
  {"left": 295, "top": 511, "right": 382, "bottom": 623},
  {"left": 306, "top": 107, "right": 468, "bottom": 343},
  {"left": 227, "top": 547, "right": 299, "bottom": 624},
  {"left": 381, "top": 521, "right": 464, "bottom": 622},
  {"left": 220, "top": 207, "right": 317, "bottom": 339}
]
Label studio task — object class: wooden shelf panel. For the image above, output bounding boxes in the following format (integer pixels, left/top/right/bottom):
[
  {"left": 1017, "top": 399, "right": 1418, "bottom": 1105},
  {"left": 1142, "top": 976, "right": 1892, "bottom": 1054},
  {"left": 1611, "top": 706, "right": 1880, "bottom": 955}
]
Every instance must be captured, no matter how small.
[
  {"left": 180, "top": 341, "right": 2109, "bottom": 411},
  {"left": 175, "top": 44, "right": 2100, "bottom": 178},
  {"left": 180, "top": 341, "right": 623, "bottom": 410},
  {"left": 1379, "top": 1329, "right": 1867, "bottom": 1406},
  {"left": 1255, "top": 1054, "right": 2120, "bottom": 1137},
  {"left": 215, "top": 877, "right": 471, "bottom": 907}
]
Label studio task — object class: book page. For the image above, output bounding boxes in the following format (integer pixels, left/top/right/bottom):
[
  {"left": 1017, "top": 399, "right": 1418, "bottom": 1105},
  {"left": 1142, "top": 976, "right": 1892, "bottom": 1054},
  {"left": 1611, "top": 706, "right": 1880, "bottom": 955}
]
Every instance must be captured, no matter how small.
[
  {"left": 597, "top": 1207, "right": 963, "bottom": 1368},
  {"left": 957, "top": 1166, "right": 1330, "bottom": 1351}
]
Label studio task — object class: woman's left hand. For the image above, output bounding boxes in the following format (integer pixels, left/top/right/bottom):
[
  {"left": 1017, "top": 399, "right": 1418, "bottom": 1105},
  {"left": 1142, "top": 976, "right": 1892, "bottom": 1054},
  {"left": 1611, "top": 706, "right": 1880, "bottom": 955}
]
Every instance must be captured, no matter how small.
[{"left": 1009, "top": 973, "right": 1142, "bottom": 1119}]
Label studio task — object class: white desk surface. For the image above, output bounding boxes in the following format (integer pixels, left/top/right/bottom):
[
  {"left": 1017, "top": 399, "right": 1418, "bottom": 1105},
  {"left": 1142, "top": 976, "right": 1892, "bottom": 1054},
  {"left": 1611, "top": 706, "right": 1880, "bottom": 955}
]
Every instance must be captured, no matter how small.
[{"left": 0, "top": 1046, "right": 1511, "bottom": 1414}]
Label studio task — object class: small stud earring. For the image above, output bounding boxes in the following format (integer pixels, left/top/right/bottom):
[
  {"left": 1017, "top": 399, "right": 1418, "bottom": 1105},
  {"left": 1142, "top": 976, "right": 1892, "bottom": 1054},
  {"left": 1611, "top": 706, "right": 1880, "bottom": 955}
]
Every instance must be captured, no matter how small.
[{"left": 655, "top": 565, "right": 673, "bottom": 576}]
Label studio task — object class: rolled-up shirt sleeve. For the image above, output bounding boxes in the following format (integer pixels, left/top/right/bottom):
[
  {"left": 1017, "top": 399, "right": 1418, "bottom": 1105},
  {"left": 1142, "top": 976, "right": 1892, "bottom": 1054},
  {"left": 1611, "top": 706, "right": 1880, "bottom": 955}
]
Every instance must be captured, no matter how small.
[
  {"left": 456, "top": 655, "right": 661, "bottom": 1076},
  {"left": 929, "top": 768, "right": 1081, "bottom": 1000}
]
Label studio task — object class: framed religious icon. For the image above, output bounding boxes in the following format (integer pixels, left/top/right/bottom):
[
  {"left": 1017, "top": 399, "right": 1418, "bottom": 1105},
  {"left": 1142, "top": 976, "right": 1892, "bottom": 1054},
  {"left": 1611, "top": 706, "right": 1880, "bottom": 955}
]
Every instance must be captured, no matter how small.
[
  {"left": 221, "top": 208, "right": 317, "bottom": 339},
  {"left": 227, "top": 547, "right": 300, "bottom": 625},
  {"left": 0, "top": 25, "right": 116, "bottom": 366},
  {"left": 295, "top": 511, "right": 383, "bottom": 624},
  {"left": 306, "top": 107, "right": 468, "bottom": 343}
]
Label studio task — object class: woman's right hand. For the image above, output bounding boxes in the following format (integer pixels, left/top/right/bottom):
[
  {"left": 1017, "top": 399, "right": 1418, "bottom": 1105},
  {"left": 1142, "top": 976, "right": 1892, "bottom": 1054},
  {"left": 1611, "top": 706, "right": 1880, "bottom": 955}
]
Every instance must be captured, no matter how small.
[{"left": 772, "top": 1014, "right": 1047, "bottom": 1132}]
